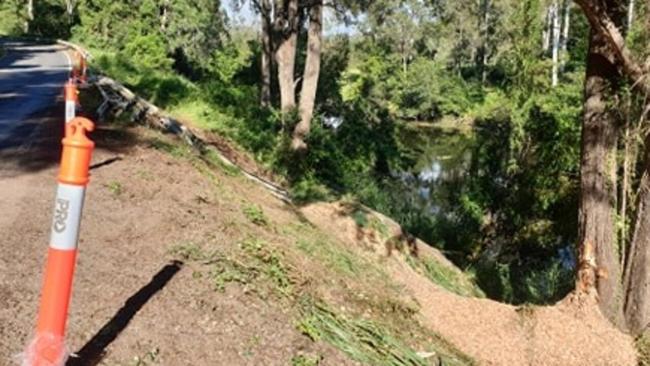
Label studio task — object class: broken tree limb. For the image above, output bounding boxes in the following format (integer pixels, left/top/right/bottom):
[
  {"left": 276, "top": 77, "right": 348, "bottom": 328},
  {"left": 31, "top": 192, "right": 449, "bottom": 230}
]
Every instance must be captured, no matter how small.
[{"left": 574, "top": 0, "right": 650, "bottom": 95}]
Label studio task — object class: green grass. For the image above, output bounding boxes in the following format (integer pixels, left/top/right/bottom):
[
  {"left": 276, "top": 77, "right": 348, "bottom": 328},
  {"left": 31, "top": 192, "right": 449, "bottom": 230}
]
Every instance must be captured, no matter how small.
[
  {"left": 240, "top": 237, "right": 293, "bottom": 295},
  {"left": 104, "top": 180, "right": 123, "bottom": 196},
  {"left": 211, "top": 257, "right": 258, "bottom": 292},
  {"left": 291, "top": 354, "right": 322, "bottom": 366},
  {"left": 350, "top": 207, "right": 391, "bottom": 241},
  {"left": 296, "top": 238, "right": 362, "bottom": 277},
  {"left": 170, "top": 99, "right": 232, "bottom": 135},
  {"left": 406, "top": 255, "right": 485, "bottom": 298},
  {"left": 169, "top": 242, "right": 204, "bottom": 260},
  {"left": 297, "top": 301, "right": 471, "bottom": 366},
  {"left": 148, "top": 138, "right": 191, "bottom": 159},
  {"left": 201, "top": 149, "right": 241, "bottom": 176},
  {"left": 637, "top": 331, "right": 650, "bottom": 366},
  {"left": 242, "top": 204, "right": 269, "bottom": 226}
]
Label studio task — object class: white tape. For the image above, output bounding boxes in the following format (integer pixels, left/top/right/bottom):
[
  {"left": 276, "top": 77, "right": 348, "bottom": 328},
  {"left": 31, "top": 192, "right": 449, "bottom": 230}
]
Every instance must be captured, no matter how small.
[
  {"left": 49, "top": 184, "right": 86, "bottom": 250},
  {"left": 65, "top": 101, "right": 75, "bottom": 123}
]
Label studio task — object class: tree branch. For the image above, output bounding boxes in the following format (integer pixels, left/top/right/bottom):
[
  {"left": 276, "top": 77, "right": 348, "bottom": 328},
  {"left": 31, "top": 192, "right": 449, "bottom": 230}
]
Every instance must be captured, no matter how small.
[{"left": 573, "top": 0, "right": 650, "bottom": 95}]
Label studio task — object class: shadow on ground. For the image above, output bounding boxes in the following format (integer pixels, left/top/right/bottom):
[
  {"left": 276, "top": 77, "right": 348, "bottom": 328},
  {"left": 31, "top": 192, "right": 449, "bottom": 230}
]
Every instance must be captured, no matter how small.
[
  {"left": 0, "top": 96, "right": 143, "bottom": 179},
  {"left": 66, "top": 261, "right": 183, "bottom": 366}
]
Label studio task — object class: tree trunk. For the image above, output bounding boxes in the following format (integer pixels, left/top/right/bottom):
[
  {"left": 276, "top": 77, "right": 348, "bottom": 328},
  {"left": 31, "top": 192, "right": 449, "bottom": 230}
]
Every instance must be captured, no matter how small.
[
  {"left": 623, "top": 87, "right": 650, "bottom": 336},
  {"left": 620, "top": 110, "right": 630, "bottom": 268},
  {"left": 551, "top": 1, "right": 561, "bottom": 87},
  {"left": 477, "top": 0, "right": 490, "bottom": 83},
  {"left": 292, "top": 0, "right": 322, "bottom": 152},
  {"left": 24, "top": 0, "right": 33, "bottom": 33},
  {"left": 560, "top": 0, "right": 571, "bottom": 72},
  {"left": 625, "top": 140, "right": 650, "bottom": 335},
  {"left": 65, "top": 0, "right": 74, "bottom": 16},
  {"left": 275, "top": 0, "right": 299, "bottom": 114},
  {"left": 543, "top": 5, "right": 552, "bottom": 52},
  {"left": 627, "top": 0, "right": 635, "bottom": 31},
  {"left": 65, "top": 0, "right": 76, "bottom": 25},
  {"left": 623, "top": 116, "right": 642, "bottom": 284},
  {"left": 160, "top": 1, "right": 169, "bottom": 31},
  {"left": 577, "top": 23, "right": 624, "bottom": 327},
  {"left": 260, "top": 0, "right": 273, "bottom": 107}
]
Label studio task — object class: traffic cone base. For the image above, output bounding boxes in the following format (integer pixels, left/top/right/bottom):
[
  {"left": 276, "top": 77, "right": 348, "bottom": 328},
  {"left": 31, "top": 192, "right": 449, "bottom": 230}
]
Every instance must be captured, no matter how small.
[{"left": 22, "top": 332, "right": 68, "bottom": 366}]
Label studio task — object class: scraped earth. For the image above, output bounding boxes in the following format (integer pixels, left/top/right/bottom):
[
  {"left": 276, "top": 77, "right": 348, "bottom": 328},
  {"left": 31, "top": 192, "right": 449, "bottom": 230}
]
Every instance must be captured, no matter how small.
[{"left": 0, "top": 107, "right": 639, "bottom": 365}]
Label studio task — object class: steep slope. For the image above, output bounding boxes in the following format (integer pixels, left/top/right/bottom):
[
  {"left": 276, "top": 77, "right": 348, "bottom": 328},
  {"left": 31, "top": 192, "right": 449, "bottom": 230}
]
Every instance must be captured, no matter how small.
[
  {"left": 0, "top": 120, "right": 472, "bottom": 365},
  {"left": 301, "top": 203, "right": 637, "bottom": 365}
]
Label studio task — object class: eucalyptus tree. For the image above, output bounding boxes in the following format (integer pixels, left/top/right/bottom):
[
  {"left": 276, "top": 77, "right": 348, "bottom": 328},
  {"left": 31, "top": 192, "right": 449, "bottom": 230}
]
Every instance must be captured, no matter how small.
[{"left": 573, "top": 0, "right": 650, "bottom": 334}]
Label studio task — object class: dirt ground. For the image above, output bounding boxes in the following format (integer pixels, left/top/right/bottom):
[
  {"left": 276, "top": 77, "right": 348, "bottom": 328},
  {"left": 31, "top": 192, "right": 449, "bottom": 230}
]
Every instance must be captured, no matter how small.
[{"left": 0, "top": 117, "right": 353, "bottom": 366}]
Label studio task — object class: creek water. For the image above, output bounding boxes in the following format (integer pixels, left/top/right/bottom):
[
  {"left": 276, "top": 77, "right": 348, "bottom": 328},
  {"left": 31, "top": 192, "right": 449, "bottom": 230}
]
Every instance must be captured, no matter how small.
[{"left": 396, "top": 123, "right": 473, "bottom": 215}]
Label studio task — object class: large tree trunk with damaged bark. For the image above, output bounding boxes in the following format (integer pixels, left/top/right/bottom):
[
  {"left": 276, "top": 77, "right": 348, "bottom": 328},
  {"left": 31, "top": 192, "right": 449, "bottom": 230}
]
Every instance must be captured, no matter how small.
[
  {"left": 577, "top": 14, "right": 625, "bottom": 327},
  {"left": 574, "top": 0, "right": 650, "bottom": 334},
  {"left": 292, "top": 0, "right": 322, "bottom": 152}
]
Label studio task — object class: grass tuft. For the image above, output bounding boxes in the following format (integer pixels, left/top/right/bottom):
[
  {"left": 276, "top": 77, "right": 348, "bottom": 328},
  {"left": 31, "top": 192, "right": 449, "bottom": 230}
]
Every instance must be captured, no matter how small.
[
  {"left": 297, "top": 301, "right": 433, "bottom": 366},
  {"left": 296, "top": 238, "right": 363, "bottom": 277},
  {"left": 148, "top": 138, "right": 191, "bottom": 158},
  {"left": 291, "top": 354, "right": 322, "bottom": 366},
  {"left": 242, "top": 204, "right": 269, "bottom": 226},
  {"left": 637, "top": 331, "right": 650, "bottom": 366},
  {"left": 104, "top": 180, "right": 123, "bottom": 196},
  {"left": 240, "top": 238, "right": 293, "bottom": 295},
  {"left": 406, "top": 255, "right": 484, "bottom": 298}
]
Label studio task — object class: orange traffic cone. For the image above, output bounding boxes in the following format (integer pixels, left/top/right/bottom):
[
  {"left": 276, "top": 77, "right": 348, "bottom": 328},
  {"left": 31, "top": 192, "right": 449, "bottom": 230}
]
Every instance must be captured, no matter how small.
[{"left": 23, "top": 117, "right": 95, "bottom": 366}]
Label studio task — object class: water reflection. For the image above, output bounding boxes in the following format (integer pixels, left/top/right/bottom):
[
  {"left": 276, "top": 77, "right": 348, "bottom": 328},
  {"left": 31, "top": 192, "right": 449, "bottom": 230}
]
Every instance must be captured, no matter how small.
[{"left": 396, "top": 124, "right": 472, "bottom": 215}]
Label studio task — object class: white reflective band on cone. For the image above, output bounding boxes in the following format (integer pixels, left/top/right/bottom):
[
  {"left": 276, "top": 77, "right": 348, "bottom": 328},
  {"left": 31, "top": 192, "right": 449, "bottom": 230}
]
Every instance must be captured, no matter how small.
[
  {"left": 50, "top": 184, "right": 86, "bottom": 250},
  {"left": 65, "top": 101, "right": 75, "bottom": 123}
]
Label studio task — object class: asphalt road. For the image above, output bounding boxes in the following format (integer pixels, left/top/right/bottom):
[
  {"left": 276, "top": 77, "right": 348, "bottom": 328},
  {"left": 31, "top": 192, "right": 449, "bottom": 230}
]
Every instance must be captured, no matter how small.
[{"left": 0, "top": 40, "right": 71, "bottom": 150}]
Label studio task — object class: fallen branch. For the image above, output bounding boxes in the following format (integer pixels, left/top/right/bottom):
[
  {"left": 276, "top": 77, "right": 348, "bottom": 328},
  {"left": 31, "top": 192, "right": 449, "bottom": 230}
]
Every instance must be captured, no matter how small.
[{"left": 93, "top": 76, "right": 291, "bottom": 202}]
